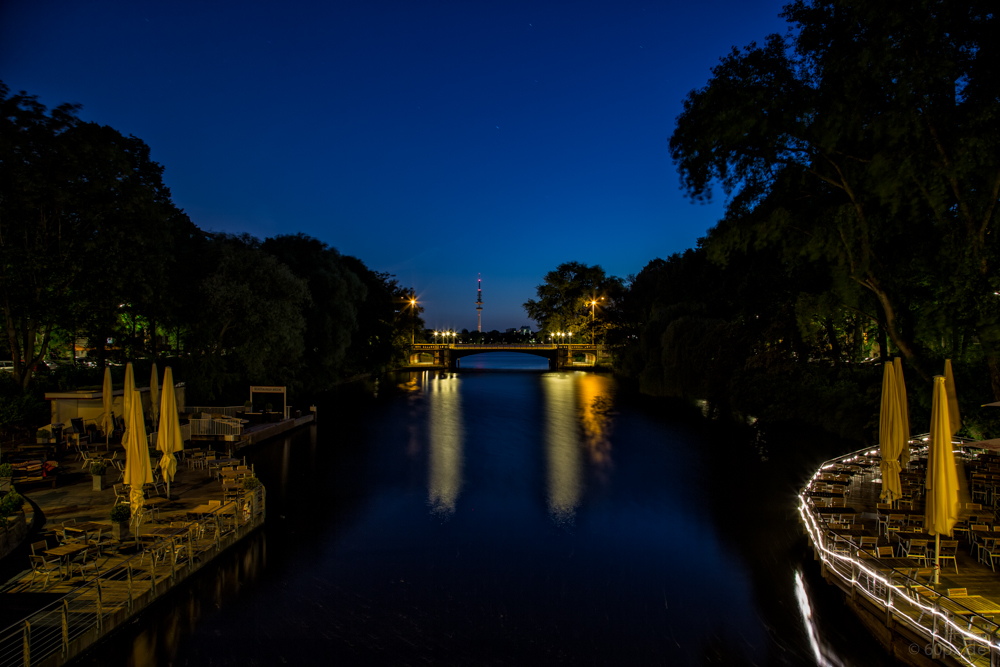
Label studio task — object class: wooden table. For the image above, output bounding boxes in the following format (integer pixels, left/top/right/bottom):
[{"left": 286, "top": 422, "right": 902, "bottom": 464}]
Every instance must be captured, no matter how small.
[
  {"left": 814, "top": 507, "right": 858, "bottom": 517},
  {"left": 937, "top": 595, "right": 1000, "bottom": 617},
  {"left": 187, "top": 502, "right": 236, "bottom": 517},
  {"left": 859, "top": 556, "right": 934, "bottom": 578},
  {"left": 44, "top": 543, "right": 89, "bottom": 576}
]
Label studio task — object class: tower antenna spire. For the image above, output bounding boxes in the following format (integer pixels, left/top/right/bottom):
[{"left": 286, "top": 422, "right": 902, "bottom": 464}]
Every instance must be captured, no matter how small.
[{"left": 475, "top": 274, "right": 483, "bottom": 333}]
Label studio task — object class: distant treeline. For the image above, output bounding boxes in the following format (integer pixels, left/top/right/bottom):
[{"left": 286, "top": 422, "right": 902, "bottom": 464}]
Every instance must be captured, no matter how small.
[{"left": 0, "top": 81, "right": 423, "bottom": 429}]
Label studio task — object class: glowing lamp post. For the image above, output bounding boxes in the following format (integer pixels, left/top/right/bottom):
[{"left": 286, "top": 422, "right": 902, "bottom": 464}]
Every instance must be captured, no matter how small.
[{"left": 590, "top": 297, "right": 603, "bottom": 345}]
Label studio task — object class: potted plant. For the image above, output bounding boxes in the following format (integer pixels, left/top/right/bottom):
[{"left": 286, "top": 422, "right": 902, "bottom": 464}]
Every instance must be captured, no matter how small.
[
  {"left": 0, "top": 463, "right": 13, "bottom": 493},
  {"left": 36, "top": 428, "right": 52, "bottom": 444},
  {"left": 241, "top": 476, "right": 261, "bottom": 491},
  {"left": 237, "top": 400, "right": 252, "bottom": 419},
  {"left": 90, "top": 461, "right": 107, "bottom": 491},
  {"left": 110, "top": 503, "right": 131, "bottom": 541}
]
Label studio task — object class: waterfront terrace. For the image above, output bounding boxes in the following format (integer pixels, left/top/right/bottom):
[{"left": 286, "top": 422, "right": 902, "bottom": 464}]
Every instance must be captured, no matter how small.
[
  {"left": 0, "top": 446, "right": 266, "bottom": 667},
  {"left": 801, "top": 439, "right": 1000, "bottom": 666}
]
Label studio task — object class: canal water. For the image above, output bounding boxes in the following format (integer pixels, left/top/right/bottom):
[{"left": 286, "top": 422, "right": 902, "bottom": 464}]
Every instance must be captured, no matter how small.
[{"left": 83, "top": 354, "right": 895, "bottom": 666}]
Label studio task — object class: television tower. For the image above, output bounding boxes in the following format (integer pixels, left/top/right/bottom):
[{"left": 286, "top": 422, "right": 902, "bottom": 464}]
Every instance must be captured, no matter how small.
[{"left": 475, "top": 275, "right": 483, "bottom": 333}]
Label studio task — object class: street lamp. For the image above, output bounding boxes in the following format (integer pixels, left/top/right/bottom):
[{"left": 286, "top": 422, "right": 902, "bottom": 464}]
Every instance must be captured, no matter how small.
[
  {"left": 590, "top": 297, "right": 604, "bottom": 345},
  {"left": 408, "top": 294, "right": 417, "bottom": 344}
]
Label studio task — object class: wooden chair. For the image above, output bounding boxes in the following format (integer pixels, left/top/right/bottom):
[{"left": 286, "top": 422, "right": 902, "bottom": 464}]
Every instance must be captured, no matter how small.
[
  {"left": 28, "top": 554, "right": 62, "bottom": 589},
  {"left": 904, "top": 539, "right": 929, "bottom": 565},
  {"left": 948, "top": 587, "right": 968, "bottom": 597},
  {"left": 938, "top": 540, "right": 960, "bottom": 573},
  {"left": 980, "top": 537, "right": 1000, "bottom": 571},
  {"left": 969, "top": 524, "right": 990, "bottom": 556},
  {"left": 876, "top": 545, "right": 895, "bottom": 559}
]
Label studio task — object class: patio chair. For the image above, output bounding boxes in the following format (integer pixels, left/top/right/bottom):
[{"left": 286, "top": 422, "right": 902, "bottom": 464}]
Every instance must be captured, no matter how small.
[
  {"left": 28, "top": 554, "right": 62, "bottom": 589},
  {"left": 113, "top": 483, "right": 130, "bottom": 505},
  {"left": 969, "top": 524, "right": 990, "bottom": 555},
  {"left": 938, "top": 541, "right": 959, "bottom": 574},
  {"left": 980, "top": 537, "right": 1000, "bottom": 571},
  {"left": 904, "top": 539, "right": 929, "bottom": 565},
  {"left": 948, "top": 587, "right": 968, "bottom": 597},
  {"left": 69, "top": 545, "right": 103, "bottom": 578},
  {"left": 886, "top": 514, "right": 906, "bottom": 537}
]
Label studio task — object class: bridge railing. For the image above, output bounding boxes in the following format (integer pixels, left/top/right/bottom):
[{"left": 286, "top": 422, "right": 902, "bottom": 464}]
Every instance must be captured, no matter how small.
[{"left": 410, "top": 343, "right": 596, "bottom": 350}]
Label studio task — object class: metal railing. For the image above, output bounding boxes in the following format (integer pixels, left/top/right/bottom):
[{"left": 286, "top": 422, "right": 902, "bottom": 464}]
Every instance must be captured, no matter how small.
[
  {"left": 188, "top": 417, "right": 243, "bottom": 437},
  {"left": 801, "top": 443, "right": 1000, "bottom": 665},
  {"left": 185, "top": 406, "right": 243, "bottom": 418},
  {"left": 0, "top": 486, "right": 265, "bottom": 667}
]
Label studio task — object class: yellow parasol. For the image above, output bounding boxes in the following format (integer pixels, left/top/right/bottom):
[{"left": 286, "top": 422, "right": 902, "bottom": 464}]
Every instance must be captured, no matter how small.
[
  {"left": 156, "top": 367, "right": 184, "bottom": 499},
  {"left": 926, "top": 375, "right": 960, "bottom": 584},
  {"left": 944, "top": 359, "right": 962, "bottom": 435},
  {"left": 878, "top": 362, "right": 904, "bottom": 504},
  {"left": 123, "top": 389, "right": 153, "bottom": 528},
  {"left": 101, "top": 366, "right": 115, "bottom": 447},
  {"left": 122, "top": 362, "right": 136, "bottom": 446},
  {"left": 894, "top": 357, "right": 911, "bottom": 468},
  {"left": 150, "top": 363, "right": 160, "bottom": 431}
]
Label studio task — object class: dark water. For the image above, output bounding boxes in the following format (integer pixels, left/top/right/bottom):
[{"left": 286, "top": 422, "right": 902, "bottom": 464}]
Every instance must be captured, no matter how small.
[{"left": 83, "top": 354, "right": 895, "bottom": 666}]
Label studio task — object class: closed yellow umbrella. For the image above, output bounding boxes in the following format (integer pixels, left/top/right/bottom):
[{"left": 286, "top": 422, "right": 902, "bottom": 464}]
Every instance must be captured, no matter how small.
[
  {"left": 122, "top": 362, "right": 136, "bottom": 446},
  {"left": 926, "top": 375, "right": 960, "bottom": 584},
  {"left": 879, "top": 362, "right": 904, "bottom": 504},
  {"left": 156, "top": 367, "right": 184, "bottom": 499},
  {"left": 123, "top": 389, "right": 153, "bottom": 528},
  {"left": 150, "top": 363, "right": 160, "bottom": 430},
  {"left": 944, "top": 359, "right": 962, "bottom": 435},
  {"left": 894, "top": 357, "right": 911, "bottom": 468},
  {"left": 101, "top": 366, "right": 114, "bottom": 447}
]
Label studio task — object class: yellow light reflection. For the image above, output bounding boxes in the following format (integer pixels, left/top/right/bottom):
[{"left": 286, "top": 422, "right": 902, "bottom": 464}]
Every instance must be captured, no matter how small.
[
  {"left": 427, "top": 373, "right": 464, "bottom": 517},
  {"left": 543, "top": 375, "right": 582, "bottom": 524},
  {"left": 576, "top": 373, "right": 614, "bottom": 468}
]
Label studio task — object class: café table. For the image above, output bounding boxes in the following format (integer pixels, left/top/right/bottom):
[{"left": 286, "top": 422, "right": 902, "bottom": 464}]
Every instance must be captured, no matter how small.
[{"left": 44, "top": 543, "right": 90, "bottom": 577}]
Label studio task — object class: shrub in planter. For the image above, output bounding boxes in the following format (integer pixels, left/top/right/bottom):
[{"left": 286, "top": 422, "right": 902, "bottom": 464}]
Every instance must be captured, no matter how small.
[
  {"left": 0, "top": 464, "right": 12, "bottom": 493},
  {"left": 0, "top": 489, "right": 23, "bottom": 523},
  {"left": 241, "top": 476, "right": 262, "bottom": 491},
  {"left": 90, "top": 461, "right": 107, "bottom": 490},
  {"left": 110, "top": 503, "right": 131, "bottom": 540}
]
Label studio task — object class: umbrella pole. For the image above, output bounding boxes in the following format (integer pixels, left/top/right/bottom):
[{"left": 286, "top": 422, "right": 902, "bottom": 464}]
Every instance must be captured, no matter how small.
[
  {"left": 934, "top": 534, "right": 941, "bottom": 585},
  {"left": 167, "top": 479, "right": 171, "bottom": 501}
]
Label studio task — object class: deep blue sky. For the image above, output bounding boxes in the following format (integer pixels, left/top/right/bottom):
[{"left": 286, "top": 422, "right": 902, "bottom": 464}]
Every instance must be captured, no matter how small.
[{"left": 2, "top": 0, "right": 789, "bottom": 330}]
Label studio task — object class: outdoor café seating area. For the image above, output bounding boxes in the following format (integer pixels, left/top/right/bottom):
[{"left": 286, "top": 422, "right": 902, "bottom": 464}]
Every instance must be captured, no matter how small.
[{"left": 801, "top": 442, "right": 1000, "bottom": 665}]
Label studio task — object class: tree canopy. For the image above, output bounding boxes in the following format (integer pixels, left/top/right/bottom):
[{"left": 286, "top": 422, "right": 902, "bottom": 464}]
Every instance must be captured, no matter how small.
[{"left": 669, "top": 0, "right": 1000, "bottom": 391}]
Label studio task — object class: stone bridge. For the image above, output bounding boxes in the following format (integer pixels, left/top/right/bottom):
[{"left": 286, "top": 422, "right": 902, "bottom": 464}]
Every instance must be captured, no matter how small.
[{"left": 406, "top": 344, "right": 600, "bottom": 369}]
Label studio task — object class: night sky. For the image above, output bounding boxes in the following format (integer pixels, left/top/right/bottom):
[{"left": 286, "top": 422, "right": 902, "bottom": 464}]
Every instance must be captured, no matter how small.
[{"left": 2, "top": 1, "right": 788, "bottom": 330}]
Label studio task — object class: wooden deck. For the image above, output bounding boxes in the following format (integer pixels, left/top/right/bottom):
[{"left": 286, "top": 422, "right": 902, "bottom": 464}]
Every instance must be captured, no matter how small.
[{"left": 820, "top": 458, "right": 1000, "bottom": 598}]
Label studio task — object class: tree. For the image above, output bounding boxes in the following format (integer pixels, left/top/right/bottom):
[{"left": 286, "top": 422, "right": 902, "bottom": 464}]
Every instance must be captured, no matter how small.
[
  {"left": 669, "top": 1, "right": 1000, "bottom": 390},
  {"left": 0, "top": 83, "right": 81, "bottom": 388},
  {"left": 262, "top": 233, "right": 366, "bottom": 393},
  {"left": 523, "top": 262, "right": 620, "bottom": 338},
  {"left": 183, "top": 234, "right": 309, "bottom": 400},
  {"left": 0, "top": 82, "right": 194, "bottom": 386}
]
